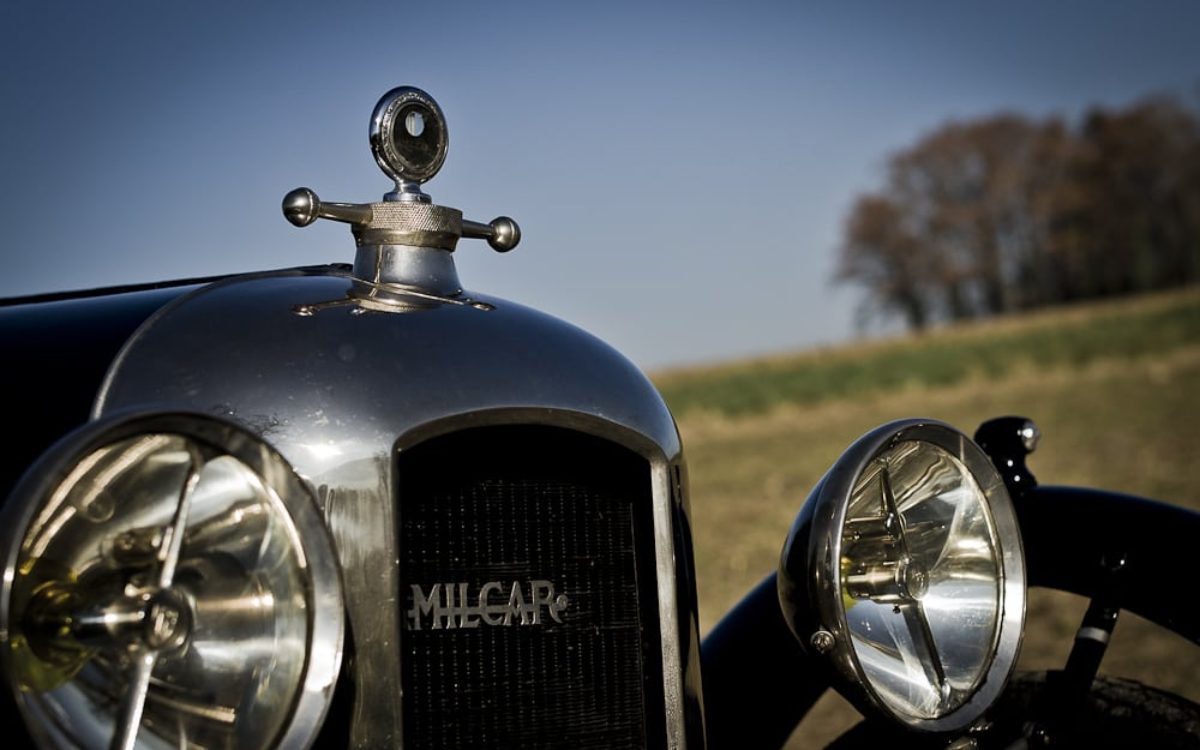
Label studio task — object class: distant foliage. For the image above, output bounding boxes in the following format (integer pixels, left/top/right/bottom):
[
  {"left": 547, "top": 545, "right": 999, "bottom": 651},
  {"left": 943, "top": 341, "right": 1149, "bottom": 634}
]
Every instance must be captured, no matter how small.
[{"left": 838, "top": 96, "right": 1200, "bottom": 330}]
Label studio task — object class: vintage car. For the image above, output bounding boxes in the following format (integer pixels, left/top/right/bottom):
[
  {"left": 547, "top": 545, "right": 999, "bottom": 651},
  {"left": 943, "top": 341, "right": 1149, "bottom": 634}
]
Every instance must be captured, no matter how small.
[{"left": 0, "top": 87, "right": 1197, "bottom": 749}]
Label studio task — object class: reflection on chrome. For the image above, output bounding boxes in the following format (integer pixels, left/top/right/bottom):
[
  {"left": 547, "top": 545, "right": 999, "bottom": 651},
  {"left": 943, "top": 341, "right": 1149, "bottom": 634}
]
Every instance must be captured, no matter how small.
[
  {"left": 840, "top": 440, "right": 1001, "bottom": 720},
  {"left": 6, "top": 433, "right": 316, "bottom": 748}
]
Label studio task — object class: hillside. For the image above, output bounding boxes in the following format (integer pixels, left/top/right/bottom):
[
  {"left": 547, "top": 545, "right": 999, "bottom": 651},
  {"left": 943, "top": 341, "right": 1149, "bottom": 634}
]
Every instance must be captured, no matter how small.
[{"left": 654, "top": 287, "right": 1199, "bottom": 418}]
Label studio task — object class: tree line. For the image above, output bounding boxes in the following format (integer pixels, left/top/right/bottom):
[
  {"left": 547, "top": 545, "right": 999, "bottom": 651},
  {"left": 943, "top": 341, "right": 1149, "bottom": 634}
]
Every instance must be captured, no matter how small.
[{"left": 837, "top": 95, "right": 1200, "bottom": 330}]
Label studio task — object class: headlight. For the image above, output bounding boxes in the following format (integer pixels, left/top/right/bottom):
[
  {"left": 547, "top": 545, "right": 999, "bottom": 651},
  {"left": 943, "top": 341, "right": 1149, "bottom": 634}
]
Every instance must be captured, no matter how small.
[
  {"left": 779, "top": 419, "right": 1025, "bottom": 732},
  {"left": 1, "top": 413, "right": 344, "bottom": 749}
]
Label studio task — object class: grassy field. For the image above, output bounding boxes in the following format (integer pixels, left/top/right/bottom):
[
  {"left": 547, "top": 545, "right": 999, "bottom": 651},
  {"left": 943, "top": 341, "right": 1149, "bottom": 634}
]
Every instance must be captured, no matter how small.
[{"left": 652, "top": 288, "right": 1200, "bottom": 746}]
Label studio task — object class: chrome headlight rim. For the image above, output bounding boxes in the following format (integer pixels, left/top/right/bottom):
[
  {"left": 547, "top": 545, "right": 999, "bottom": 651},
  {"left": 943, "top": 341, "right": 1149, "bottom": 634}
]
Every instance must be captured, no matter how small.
[
  {"left": 0, "top": 410, "right": 345, "bottom": 750},
  {"left": 781, "top": 418, "right": 1026, "bottom": 733}
]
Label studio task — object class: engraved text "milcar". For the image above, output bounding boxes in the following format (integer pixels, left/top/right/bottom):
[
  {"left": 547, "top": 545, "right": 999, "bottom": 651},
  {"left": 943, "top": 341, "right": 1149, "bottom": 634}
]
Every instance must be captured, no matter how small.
[{"left": 407, "top": 580, "right": 570, "bottom": 630}]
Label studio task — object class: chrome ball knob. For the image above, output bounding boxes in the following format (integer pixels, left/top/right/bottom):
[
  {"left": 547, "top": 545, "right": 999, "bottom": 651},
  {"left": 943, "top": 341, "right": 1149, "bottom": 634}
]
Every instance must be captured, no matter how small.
[{"left": 282, "top": 187, "right": 320, "bottom": 227}]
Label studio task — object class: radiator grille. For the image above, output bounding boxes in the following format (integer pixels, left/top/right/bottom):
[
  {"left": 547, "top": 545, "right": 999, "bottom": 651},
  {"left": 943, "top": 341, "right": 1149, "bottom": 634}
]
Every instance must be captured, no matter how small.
[{"left": 397, "top": 426, "right": 664, "bottom": 749}]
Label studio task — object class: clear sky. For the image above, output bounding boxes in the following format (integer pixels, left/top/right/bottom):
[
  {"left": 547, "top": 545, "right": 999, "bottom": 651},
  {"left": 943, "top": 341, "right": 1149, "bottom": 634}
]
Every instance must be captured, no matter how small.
[{"left": 2, "top": 1, "right": 1197, "bottom": 369}]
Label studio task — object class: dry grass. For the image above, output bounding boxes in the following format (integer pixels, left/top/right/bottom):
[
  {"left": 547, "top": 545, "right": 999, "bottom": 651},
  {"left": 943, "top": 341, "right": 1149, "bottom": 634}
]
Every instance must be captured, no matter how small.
[
  {"left": 668, "top": 304, "right": 1200, "bottom": 745},
  {"left": 656, "top": 288, "right": 1199, "bottom": 419}
]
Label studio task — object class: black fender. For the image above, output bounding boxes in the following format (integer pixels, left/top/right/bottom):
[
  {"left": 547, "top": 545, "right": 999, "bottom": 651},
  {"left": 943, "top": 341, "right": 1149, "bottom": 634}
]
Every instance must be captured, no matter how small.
[
  {"left": 0, "top": 266, "right": 347, "bottom": 506},
  {"left": 1017, "top": 485, "right": 1200, "bottom": 643},
  {"left": 701, "top": 573, "right": 827, "bottom": 749},
  {"left": 0, "top": 282, "right": 200, "bottom": 503}
]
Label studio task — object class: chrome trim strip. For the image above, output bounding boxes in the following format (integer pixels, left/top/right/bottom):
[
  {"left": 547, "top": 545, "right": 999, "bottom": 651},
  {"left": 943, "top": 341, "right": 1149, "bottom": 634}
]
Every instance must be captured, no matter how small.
[
  {"left": 313, "top": 455, "right": 403, "bottom": 749},
  {"left": 651, "top": 458, "right": 686, "bottom": 750}
]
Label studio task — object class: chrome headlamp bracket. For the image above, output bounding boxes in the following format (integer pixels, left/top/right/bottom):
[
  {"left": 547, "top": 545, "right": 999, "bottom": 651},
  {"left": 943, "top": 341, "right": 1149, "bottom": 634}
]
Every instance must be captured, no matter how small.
[{"left": 779, "top": 419, "right": 1026, "bottom": 733}]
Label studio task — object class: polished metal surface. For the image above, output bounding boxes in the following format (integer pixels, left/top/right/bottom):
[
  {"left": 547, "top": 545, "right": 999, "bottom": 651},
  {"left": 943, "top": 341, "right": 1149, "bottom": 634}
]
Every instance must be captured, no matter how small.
[
  {"left": 0, "top": 412, "right": 345, "bottom": 750},
  {"left": 283, "top": 188, "right": 373, "bottom": 229},
  {"left": 92, "top": 269, "right": 690, "bottom": 749},
  {"left": 354, "top": 201, "right": 462, "bottom": 249},
  {"left": 282, "top": 87, "right": 521, "bottom": 296},
  {"left": 109, "top": 440, "right": 201, "bottom": 750},
  {"left": 651, "top": 459, "right": 686, "bottom": 749},
  {"left": 291, "top": 278, "right": 495, "bottom": 317},
  {"left": 779, "top": 419, "right": 1026, "bottom": 733},
  {"left": 369, "top": 86, "right": 449, "bottom": 188},
  {"left": 1019, "top": 419, "right": 1040, "bottom": 453},
  {"left": 406, "top": 580, "right": 571, "bottom": 630},
  {"left": 352, "top": 244, "right": 462, "bottom": 294},
  {"left": 95, "top": 272, "right": 680, "bottom": 453},
  {"left": 461, "top": 216, "right": 521, "bottom": 253},
  {"left": 810, "top": 630, "right": 835, "bottom": 654},
  {"left": 281, "top": 190, "right": 465, "bottom": 250},
  {"left": 841, "top": 443, "right": 1002, "bottom": 719}
]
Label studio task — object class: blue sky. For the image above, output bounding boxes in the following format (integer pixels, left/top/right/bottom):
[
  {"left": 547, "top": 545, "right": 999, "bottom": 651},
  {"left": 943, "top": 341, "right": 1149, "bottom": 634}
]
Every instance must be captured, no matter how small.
[{"left": 2, "top": 2, "right": 1197, "bottom": 368}]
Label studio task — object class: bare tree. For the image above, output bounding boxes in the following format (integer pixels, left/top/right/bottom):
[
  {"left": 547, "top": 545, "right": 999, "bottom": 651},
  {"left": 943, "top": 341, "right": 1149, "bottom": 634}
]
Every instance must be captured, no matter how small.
[
  {"left": 837, "top": 195, "right": 932, "bottom": 330},
  {"left": 836, "top": 94, "right": 1200, "bottom": 331}
]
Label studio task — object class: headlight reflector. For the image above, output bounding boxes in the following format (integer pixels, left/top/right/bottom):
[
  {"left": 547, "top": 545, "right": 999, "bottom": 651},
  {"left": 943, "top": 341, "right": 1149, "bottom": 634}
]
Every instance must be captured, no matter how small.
[
  {"left": 780, "top": 419, "right": 1025, "bottom": 732},
  {"left": 1, "top": 413, "right": 344, "bottom": 750}
]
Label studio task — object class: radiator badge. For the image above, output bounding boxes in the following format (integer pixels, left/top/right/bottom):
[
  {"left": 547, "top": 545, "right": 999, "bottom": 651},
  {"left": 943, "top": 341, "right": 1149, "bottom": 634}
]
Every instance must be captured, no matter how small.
[{"left": 407, "top": 580, "right": 570, "bottom": 630}]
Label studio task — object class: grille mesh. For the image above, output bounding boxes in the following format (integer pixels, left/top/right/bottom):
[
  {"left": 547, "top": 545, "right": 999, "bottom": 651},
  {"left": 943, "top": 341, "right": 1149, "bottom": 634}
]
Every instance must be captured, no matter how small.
[{"left": 397, "top": 427, "right": 663, "bottom": 749}]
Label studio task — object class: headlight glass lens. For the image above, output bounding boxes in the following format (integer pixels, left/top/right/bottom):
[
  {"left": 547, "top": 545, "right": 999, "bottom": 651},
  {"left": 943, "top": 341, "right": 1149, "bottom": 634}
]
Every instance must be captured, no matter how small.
[
  {"left": 778, "top": 420, "right": 1025, "bottom": 731},
  {"left": 840, "top": 439, "right": 1002, "bottom": 719},
  {"left": 2, "top": 416, "right": 343, "bottom": 750}
]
